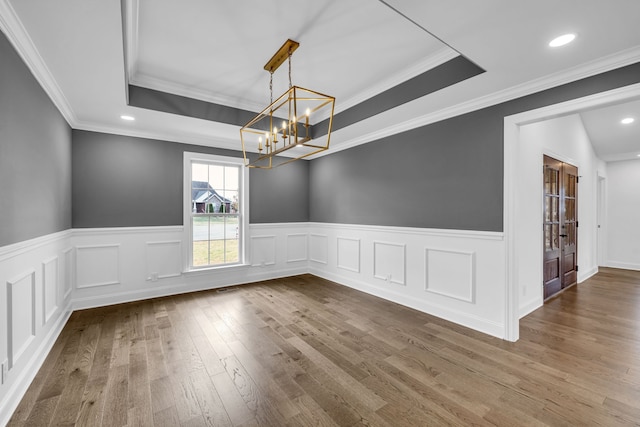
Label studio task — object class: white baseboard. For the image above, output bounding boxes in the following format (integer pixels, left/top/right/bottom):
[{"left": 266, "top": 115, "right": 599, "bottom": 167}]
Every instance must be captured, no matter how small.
[
  {"left": 71, "top": 266, "right": 308, "bottom": 311},
  {"left": 578, "top": 265, "right": 599, "bottom": 282},
  {"left": 604, "top": 261, "right": 640, "bottom": 271},
  {"left": 519, "top": 299, "right": 542, "bottom": 319}
]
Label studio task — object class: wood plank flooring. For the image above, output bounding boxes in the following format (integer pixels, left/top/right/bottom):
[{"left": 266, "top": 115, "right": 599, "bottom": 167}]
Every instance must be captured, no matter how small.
[{"left": 8, "top": 268, "right": 640, "bottom": 426}]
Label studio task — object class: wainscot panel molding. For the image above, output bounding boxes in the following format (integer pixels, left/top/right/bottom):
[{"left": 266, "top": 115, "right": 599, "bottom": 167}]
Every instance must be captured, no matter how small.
[
  {"left": 62, "top": 247, "right": 73, "bottom": 299},
  {"left": 425, "top": 248, "right": 476, "bottom": 303},
  {"left": 6, "top": 269, "right": 36, "bottom": 370},
  {"left": 75, "top": 244, "right": 121, "bottom": 289},
  {"left": 0, "top": 230, "right": 73, "bottom": 427},
  {"left": 337, "top": 237, "right": 361, "bottom": 273},
  {"left": 41, "top": 256, "right": 59, "bottom": 325},
  {"left": 373, "top": 241, "right": 406, "bottom": 285},
  {"left": 145, "top": 240, "right": 182, "bottom": 280},
  {"left": 286, "top": 234, "right": 308, "bottom": 263},
  {"left": 309, "top": 233, "right": 328, "bottom": 264},
  {"left": 250, "top": 235, "right": 276, "bottom": 267}
]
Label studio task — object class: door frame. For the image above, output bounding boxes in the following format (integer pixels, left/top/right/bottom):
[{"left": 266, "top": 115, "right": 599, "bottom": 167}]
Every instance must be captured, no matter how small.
[
  {"left": 503, "top": 82, "right": 640, "bottom": 342},
  {"left": 597, "top": 174, "right": 607, "bottom": 267}
]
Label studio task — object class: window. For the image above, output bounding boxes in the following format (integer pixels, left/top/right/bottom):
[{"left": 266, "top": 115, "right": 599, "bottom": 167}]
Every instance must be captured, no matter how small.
[{"left": 184, "top": 152, "right": 248, "bottom": 269}]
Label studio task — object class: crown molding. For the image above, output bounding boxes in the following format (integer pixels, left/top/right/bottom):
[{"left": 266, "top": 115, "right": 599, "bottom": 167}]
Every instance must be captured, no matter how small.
[
  {"left": 123, "top": 0, "right": 139, "bottom": 81},
  {"left": 72, "top": 118, "right": 242, "bottom": 151},
  {"left": 312, "top": 46, "right": 640, "bottom": 159},
  {"left": 0, "top": 0, "right": 78, "bottom": 126},
  {"left": 73, "top": 118, "right": 308, "bottom": 159}
]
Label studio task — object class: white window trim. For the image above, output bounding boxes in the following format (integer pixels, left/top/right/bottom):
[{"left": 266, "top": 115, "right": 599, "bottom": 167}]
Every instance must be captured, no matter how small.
[{"left": 183, "top": 152, "right": 250, "bottom": 272}]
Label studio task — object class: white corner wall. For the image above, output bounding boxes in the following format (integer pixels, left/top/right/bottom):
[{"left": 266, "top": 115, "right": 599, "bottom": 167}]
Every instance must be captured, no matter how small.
[
  {"left": 517, "top": 114, "right": 604, "bottom": 317},
  {"left": 605, "top": 159, "right": 640, "bottom": 270}
]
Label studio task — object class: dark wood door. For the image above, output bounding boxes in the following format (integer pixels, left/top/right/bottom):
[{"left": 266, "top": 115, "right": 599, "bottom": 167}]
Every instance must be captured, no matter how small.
[{"left": 543, "top": 155, "right": 578, "bottom": 300}]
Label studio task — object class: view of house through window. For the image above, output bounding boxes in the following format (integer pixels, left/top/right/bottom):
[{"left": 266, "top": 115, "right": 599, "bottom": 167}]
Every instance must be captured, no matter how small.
[{"left": 190, "top": 161, "right": 241, "bottom": 266}]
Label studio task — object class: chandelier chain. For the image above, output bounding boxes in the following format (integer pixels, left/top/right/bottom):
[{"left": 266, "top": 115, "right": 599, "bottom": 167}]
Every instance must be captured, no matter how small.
[
  {"left": 288, "top": 49, "right": 292, "bottom": 89},
  {"left": 269, "top": 71, "right": 273, "bottom": 106}
]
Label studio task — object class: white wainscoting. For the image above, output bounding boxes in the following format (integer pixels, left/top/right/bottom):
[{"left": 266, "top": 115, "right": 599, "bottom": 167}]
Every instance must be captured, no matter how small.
[
  {"left": 0, "top": 230, "right": 73, "bottom": 426},
  {"left": 71, "top": 224, "right": 310, "bottom": 310},
  {"left": 0, "top": 222, "right": 507, "bottom": 425},
  {"left": 307, "top": 223, "right": 506, "bottom": 339}
]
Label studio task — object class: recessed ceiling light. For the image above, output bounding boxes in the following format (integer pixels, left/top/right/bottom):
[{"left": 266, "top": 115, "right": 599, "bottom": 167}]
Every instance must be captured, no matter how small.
[
  {"left": 549, "top": 33, "right": 576, "bottom": 47},
  {"left": 621, "top": 117, "right": 635, "bottom": 125},
  {"left": 120, "top": 115, "right": 135, "bottom": 121}
]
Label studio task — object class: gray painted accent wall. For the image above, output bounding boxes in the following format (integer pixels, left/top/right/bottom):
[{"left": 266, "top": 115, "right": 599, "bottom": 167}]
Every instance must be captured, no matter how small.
[
  {"left": 0, "top": 30, "right": 72, "bottom": 246},
  {"left": 72, "top": 130, "right": 309, "bottom": 227},
  {"left": 310, "top": 61, "right": 640, "bottom": 231},
  {"left": 128, "top": 85, "right": 259, "bottom": 127},
  {"left": 249, "top": 161, "right": 309, "bottom": 223},
  {"left": 316, "top": 56, "right": 484, "bottom": 135},
  {"left": 311, "top": 111, "right": 502, "bottom": 230}
]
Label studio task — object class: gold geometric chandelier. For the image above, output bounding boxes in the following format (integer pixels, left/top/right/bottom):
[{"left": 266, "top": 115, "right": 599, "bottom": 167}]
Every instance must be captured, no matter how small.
[{"left": 240, "top": 39, "right": 335, "bottom": 168}]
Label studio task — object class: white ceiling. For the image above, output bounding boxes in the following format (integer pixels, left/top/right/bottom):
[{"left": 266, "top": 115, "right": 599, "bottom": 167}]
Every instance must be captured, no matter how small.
[{"left": 1, "top": 0, "right": 639, "bottom": 161}]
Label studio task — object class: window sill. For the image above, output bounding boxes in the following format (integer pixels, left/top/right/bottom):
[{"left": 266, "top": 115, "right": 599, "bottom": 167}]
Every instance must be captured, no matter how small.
[{"left": 182, "top": 263, "right": 251, "bottom": 276}]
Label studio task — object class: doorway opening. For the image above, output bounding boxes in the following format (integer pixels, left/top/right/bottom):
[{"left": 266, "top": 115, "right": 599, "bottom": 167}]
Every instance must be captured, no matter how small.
[{"left": 503, "top": 81, "right": 640, "bottom": 342}]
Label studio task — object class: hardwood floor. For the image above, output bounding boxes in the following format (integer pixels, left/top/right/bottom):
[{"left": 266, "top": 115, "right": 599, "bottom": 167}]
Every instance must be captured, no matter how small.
[{"left": 8, "top": 268, "right": 640, "bottom": 426}]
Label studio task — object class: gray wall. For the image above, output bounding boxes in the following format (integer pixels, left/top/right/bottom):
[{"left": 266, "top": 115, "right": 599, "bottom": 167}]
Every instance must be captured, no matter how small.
[
  {"left": 249, "top": 162, "right": 309, "bottom": 223},
  {"left": 311, "top": 111, "right": 501, "bottom": 230},
  {"left": 310, "top": 62, "right": 640, "bottom": 231},
  {"left": 0, "top": 30, "right": 72, "bottom": 246},
  {"left": 72, "top": 130, "right": 309, "bottom": 227}
]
